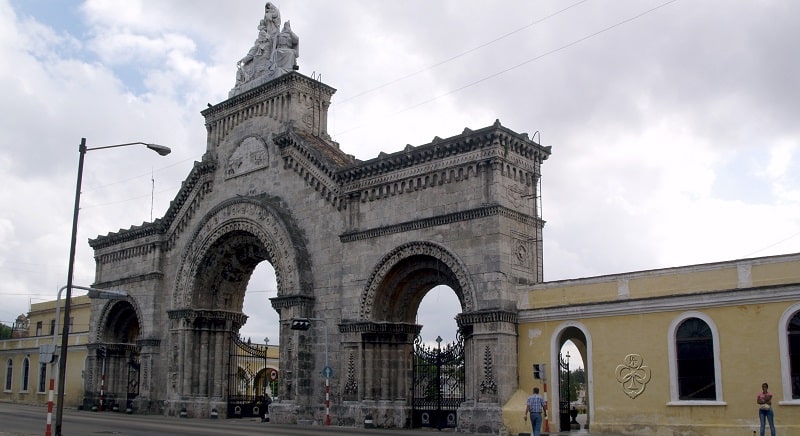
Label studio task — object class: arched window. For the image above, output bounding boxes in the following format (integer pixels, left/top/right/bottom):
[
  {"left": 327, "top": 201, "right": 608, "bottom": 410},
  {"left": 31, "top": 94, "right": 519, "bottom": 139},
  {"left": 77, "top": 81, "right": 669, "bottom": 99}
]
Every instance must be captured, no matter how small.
[
  {"left": 38, "top": 363, "right": 47, "bottom": 393},
  {"left": 779, "top": 304, "right": 800, "bottom": 403},
  {"left": 4, "top": 358, "right": 11, "bottom": 391},
  {"left": 676, "top": 318, "right": 715, "bottom": 400},
  {"left": 21, "top": 357, "right": 30, "bottom": 392},
  {"left": 789, "top": 311, "right": 800, "bottom": 399},
  {"left": 667, "top": 311, "right": 723, "bottom": 404}
]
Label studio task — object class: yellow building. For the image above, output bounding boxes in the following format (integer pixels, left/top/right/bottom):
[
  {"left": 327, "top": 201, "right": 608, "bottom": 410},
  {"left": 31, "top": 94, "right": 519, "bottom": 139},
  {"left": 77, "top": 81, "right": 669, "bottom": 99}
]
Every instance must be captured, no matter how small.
[
  {"left": 506, "top": 252, "right": 800, "bottom": 435},
  {"left": 1, "top": 295, "right": 91, "bottom": 407}
]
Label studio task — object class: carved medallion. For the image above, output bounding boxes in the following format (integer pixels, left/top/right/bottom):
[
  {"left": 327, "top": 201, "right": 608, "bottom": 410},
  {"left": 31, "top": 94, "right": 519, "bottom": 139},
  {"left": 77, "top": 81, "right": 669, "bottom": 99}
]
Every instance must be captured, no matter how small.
[{"left": 615, "top": 353, "right": 651, "bottom": 399}]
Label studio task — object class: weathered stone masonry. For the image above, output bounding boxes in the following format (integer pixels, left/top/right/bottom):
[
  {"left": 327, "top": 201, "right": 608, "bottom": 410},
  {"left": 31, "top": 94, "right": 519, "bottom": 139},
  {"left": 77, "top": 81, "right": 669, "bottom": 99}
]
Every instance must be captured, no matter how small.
[{"left": 86, "top": 71, "right": 550, "bottom": 432}]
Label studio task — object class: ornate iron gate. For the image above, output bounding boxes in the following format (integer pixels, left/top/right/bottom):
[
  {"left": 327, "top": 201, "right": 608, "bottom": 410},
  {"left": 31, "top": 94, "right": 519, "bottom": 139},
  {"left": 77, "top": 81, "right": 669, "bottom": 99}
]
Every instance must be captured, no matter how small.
[
  {"left": 558, "top": 352, "right": 571, "bottom": 432},
  {"left": 228, "top": 332, "right": 268, "bottom": 418},
  {"left": 411, "top": 334, "right": 465, "bottom": 429}
]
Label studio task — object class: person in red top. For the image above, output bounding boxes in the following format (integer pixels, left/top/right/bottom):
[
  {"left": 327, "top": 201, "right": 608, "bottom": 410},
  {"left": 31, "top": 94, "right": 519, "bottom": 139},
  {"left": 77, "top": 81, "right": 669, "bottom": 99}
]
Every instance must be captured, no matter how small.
[{"left": 757, "top": 382, "right": 776, "bottom": 436}]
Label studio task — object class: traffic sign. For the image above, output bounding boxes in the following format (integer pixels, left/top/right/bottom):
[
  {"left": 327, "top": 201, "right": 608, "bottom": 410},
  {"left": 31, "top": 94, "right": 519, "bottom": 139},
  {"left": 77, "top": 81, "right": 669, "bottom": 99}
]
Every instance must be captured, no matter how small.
[{"left": 322, "top": 365, "right": 333, "bottom": 379}]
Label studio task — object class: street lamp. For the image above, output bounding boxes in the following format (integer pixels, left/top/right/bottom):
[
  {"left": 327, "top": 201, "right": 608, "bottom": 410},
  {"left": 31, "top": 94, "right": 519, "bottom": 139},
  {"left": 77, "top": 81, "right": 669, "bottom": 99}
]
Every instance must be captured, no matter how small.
[{"left": 55, "top": 138, "right": 170, "bottom": 436}]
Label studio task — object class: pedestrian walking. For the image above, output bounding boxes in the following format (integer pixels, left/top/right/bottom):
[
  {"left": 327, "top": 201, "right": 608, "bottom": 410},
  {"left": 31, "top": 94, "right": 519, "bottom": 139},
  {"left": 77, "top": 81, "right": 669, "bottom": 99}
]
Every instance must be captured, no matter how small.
[{"left": 524, "top": 387, "right": 547, "bottom": 436}]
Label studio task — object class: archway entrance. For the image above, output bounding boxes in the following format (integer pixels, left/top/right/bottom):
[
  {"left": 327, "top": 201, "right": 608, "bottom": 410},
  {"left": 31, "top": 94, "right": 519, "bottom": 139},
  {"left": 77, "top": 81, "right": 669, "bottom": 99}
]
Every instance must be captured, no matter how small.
[
  {"left": 227, "top": 331, "right": 268, "bottom": 418},
  {"left": 555, "top": 326, "right": 590, "bottom": 432},
  {"left": 91, "top": 300, "right": 142, "bottom": 411},
  {"left": 339, "top": 242, "right": 475, "bottom": 428},
  {"left": 227, "top": 261, "right": 279, "bottom": 418},
  {"left": 412, "top": 286, "right": 464, "bottom": 429},
  {"left": 166, "top": 196, "right": 311, "bottom": 418}
]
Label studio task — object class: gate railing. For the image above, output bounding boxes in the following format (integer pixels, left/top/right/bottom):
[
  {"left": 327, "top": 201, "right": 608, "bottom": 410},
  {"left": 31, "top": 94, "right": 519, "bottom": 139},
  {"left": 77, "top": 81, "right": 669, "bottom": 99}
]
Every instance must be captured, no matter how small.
[
  {"left": 559, "top": 351, "right": 571, "bottom": 432},
  {"left": 411, "top": 334, "right": 465, "bottom": 429},
  {"left": 228, "top": 332, "right": 269, "bottom": 418}
]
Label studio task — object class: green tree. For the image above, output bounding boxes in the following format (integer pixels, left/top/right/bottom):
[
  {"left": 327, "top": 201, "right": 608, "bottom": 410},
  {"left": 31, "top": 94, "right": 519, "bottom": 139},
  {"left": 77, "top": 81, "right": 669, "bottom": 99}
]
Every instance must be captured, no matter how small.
[
  {"left": 0, "top": 322, "right": 11, "bottom": 340},
  {"left": 572, "top": 367, "right": 585, "bottom": 385}
]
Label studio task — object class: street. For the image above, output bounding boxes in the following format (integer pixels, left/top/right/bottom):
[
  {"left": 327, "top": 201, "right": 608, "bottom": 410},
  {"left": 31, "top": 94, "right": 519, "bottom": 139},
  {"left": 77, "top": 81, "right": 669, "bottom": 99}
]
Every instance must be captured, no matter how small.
[{"left": 0, "top": 402, "right": 470, "bottom": 435}]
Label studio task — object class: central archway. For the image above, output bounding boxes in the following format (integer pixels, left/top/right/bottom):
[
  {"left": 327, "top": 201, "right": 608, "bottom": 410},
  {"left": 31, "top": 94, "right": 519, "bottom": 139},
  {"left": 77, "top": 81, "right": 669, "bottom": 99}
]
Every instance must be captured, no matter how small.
[{"left": 167, "top": 197, "right": 311, "bottom": 417}]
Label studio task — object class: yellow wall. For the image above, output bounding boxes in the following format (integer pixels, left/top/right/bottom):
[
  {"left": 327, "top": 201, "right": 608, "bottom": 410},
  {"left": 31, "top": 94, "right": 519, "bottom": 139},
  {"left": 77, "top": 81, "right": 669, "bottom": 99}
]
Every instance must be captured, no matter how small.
[
  {"left": 509, "top": 253, "right": 800, "bottom": 435},
  {"left": 1, "top": 296, "right": 91, "bottom": 407}
]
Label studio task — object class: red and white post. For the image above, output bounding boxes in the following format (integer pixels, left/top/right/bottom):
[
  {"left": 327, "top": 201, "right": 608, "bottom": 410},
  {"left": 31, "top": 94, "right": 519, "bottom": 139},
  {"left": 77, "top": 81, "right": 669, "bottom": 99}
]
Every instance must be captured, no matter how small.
[
  {"left": 99, "top": 372, "right": 105, "bottom": 411},
  {"left": 543, "top": 380, "right": 550, "bottom": 433},
  {"left": 99, "top": 346, "right": 107, "bottom": 411},
  {"left": 46, "top": 376, "right": 55, "bottom": 436},
  {"left": 325, "top": 378, "right": 331, "bottom": 426}
]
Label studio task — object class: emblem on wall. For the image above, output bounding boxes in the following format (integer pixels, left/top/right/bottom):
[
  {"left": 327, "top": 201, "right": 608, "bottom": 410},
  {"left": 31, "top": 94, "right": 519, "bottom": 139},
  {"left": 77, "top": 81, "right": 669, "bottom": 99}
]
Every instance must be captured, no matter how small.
[{"left": 615, "top": 353, "right": 651, "bottom": 399}]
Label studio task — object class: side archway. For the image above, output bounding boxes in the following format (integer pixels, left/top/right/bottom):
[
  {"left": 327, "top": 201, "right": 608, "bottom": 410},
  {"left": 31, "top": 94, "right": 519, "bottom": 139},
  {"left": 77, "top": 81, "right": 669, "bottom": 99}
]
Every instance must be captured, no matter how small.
[
  {"left": 339, "top": 241, "right": 476, "bottom": 422},
  {"left": 550, "top": 321, "right": 594, "bottom": 432},
  {"left": 85, "top": 298, "right": 144, "bottom": 411},
  {"left": 359, "top": 241, "right": 476, "bottom": 321}
]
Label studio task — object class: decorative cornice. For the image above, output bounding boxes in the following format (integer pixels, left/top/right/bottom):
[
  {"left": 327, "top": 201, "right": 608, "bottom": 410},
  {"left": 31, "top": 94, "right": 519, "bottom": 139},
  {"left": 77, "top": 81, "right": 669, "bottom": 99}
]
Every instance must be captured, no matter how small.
[
  {"left": 519, "top": 284, "right": 800, "bottom": 323},
  {"left": 341, "top": 204, "right": 543, "bottom": 242},
  {"left": 136, "top": 338, "right": 161, "bottom": 347},
  {"left": 203, "top": 72, "right": 336, "bottom": 121},
  {"left": 269, "top": 295, "right": 315, "bottom": 311},
  {"left": 166, "top": 308, "right": 248, "bottom": 325},
  {"left": 275, "top": 130, "right": 350, "bottom": 210},
  {"left": 95, "top": 244, "right": 158, "bottom": 265},
  {"left": 456, "top": 310, "right": 518, "bottom": 327},
  {"left": 338, "top": 120, "right": 550, "bottom": 183},
  {"left": 92, "top": 272, "right": 164, "bottom": 289},
  {"left": 89, "top": 342, "right": 138, "bottom": 354},
  {"left": 338, "top": 320, "right": 421, "bottom": 335}
]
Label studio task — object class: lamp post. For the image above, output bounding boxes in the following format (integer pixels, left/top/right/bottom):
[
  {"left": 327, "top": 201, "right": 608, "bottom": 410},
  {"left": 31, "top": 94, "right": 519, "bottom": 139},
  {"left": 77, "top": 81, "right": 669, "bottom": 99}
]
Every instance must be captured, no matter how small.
[{"left": 55, "top": 138, "right": 170, "bottom": 436}]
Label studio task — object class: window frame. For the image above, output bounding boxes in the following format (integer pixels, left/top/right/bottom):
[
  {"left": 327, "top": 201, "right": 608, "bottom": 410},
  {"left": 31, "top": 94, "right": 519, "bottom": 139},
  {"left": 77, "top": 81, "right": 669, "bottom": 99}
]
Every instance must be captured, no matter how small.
[
  {"left": 21, "top": 356, "right": 30, "bottom": 392},
  {"left": 37, "top": 362, "right": 47, "bottom": 394},
  {"left": 4, "top": 358, "right": 12, "bottom": 391},
  {"left": 667, "top": 311, "right": 725, "bottom": 406},
  {"left": 778, "top": 302, "right": 800, "bottom": 405}
]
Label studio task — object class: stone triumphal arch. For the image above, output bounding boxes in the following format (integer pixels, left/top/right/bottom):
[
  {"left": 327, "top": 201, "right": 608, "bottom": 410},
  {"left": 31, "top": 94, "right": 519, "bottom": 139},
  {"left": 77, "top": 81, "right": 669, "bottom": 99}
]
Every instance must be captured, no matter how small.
[{"left": 84, "top": 4, "right": 550, "bottom": 432}]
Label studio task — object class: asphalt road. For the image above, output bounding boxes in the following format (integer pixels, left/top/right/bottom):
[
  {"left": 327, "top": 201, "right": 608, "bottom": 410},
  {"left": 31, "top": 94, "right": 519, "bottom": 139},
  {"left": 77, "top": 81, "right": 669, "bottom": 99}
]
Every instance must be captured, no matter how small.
[{"left": 0, "top": 402, "right": 469, "bottom": 435}]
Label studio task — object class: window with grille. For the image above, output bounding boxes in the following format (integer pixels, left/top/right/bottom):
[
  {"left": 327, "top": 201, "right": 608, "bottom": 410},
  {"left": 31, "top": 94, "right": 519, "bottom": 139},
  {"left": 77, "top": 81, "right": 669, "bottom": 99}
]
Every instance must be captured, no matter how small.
[{"left": 676, "top": 317, "right": 716, "bottom": 400}]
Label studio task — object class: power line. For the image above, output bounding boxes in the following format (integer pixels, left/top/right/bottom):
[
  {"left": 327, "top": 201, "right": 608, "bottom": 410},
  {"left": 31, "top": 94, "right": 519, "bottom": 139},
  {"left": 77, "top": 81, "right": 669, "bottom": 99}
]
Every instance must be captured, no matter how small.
[
  {"left": 335, "top": 0, "right": 680, "bottom": 138},
  {"left": 334, "top": 0, "right": 592, "bottom": 106},
  {"left": 741, "top": 230, "right": 800, "bottom": 258}
]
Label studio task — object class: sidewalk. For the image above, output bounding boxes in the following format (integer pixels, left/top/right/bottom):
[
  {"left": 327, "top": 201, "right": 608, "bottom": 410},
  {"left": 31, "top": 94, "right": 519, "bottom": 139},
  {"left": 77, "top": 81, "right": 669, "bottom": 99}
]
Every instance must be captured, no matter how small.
[{"left": 518, "top": 413, "right": 591, "bottom": 436}]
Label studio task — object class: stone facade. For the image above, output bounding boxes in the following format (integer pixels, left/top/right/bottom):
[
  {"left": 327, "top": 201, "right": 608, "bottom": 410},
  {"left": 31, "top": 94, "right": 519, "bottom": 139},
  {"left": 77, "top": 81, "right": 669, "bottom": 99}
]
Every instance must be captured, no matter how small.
[{"left": 87, "top": 70, "right": 550, "bottom": 432}]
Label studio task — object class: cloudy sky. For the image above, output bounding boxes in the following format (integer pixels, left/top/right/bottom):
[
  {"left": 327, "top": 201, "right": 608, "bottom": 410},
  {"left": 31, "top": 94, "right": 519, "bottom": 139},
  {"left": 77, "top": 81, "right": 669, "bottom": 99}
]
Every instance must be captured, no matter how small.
[{"left": 1, "top": 0, "right": 798, "bottom": 360}]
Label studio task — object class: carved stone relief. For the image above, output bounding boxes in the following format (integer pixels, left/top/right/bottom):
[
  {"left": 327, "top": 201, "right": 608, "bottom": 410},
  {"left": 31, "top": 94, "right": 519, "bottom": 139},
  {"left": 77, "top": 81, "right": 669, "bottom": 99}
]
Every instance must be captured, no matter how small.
[
  {"left": 225, "top": 136, "right": 270, "bottom": 179},
  {"left": 615, "top": 353, "right": 651, "bottom": 399}
]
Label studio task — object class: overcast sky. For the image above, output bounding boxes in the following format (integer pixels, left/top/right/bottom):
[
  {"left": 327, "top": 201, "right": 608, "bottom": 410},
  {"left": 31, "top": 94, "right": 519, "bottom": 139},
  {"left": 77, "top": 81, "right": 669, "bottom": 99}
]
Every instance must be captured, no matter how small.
[{"left": 1, "top": 1, "right": 798, "bottom": 363}]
